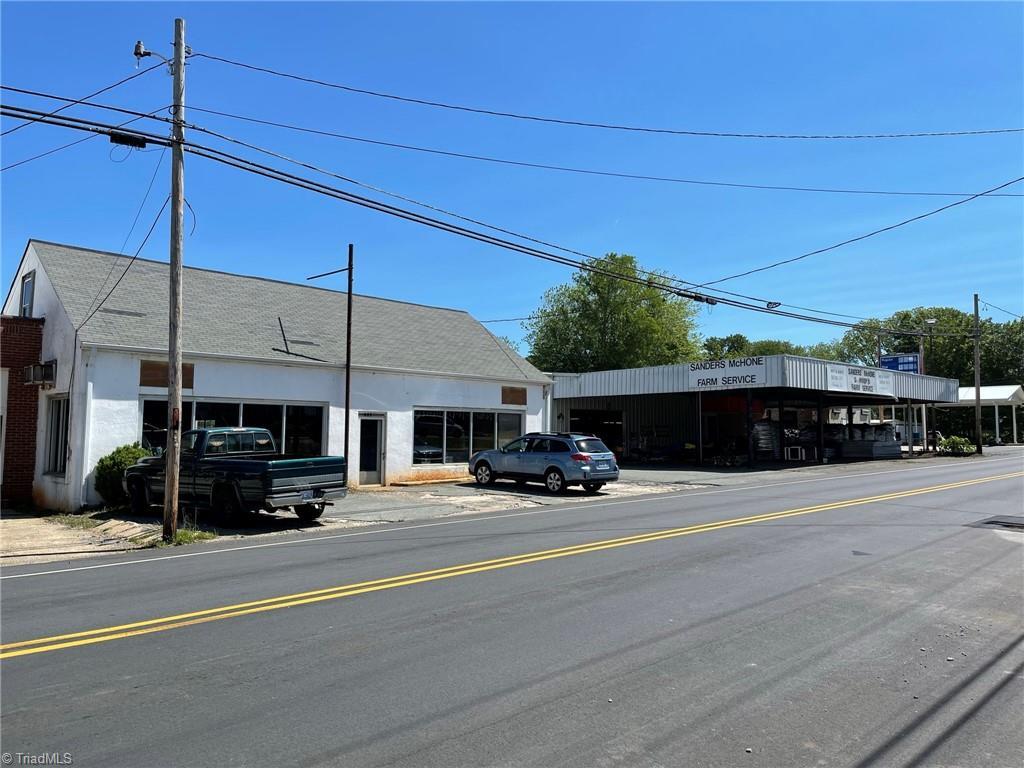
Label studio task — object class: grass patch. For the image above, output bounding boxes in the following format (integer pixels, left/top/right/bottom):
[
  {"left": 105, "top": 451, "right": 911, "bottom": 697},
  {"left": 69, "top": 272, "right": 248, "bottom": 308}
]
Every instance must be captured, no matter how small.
[
  {"left": 158, "top": 525, "right": 218, "bottom": 547},
  {"left": 50, "top": 513, "right": 101, "bottom": 530}
]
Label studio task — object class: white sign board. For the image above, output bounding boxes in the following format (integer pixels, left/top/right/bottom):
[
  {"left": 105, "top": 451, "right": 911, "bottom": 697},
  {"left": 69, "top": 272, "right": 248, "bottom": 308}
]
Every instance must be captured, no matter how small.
[
  {"left": 687, "top": 356, "right": 767, "bottom": 391},
  {"left": 826, "top": 364, "right": 895, "bottom": 396}
]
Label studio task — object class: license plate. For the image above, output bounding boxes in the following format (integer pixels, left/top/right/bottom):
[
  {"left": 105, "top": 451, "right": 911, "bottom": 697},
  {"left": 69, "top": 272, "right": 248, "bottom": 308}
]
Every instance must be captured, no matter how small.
[
  {"left": 300, "top": 490, "right": 319, "bottom": 502},
  {"left": 596, "top": 463, "right": 609, "bottom": 470}
]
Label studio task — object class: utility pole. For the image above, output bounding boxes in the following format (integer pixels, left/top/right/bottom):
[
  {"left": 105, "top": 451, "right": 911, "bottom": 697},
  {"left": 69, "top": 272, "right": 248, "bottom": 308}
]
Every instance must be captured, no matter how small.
[
  {"left": 164, "top": 17, "right": 186, "bottom": 542},
  {"left": 307, "top": 243, "right": 354, "bottom": 464},
  {"left": 973, "top": 293, "right": 983, "bottom": 455}
]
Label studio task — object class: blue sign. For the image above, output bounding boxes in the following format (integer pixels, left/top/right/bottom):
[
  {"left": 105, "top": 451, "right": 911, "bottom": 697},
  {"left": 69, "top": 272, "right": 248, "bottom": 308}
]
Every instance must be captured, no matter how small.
[{"left": 879, "top": 353, "right": 920, "bottom": 373}]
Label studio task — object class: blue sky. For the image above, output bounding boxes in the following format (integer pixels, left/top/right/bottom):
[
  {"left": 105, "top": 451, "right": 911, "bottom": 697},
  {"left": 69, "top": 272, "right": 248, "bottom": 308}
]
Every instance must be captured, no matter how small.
[{"left": 2, "top": 1, "right": 1022, "bottom": 350}]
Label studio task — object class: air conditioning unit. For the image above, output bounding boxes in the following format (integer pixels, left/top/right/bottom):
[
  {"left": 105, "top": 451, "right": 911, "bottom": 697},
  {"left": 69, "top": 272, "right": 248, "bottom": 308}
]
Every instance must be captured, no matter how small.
[{"left": 23, "top": 360, "right": 56, "bottom": 387}]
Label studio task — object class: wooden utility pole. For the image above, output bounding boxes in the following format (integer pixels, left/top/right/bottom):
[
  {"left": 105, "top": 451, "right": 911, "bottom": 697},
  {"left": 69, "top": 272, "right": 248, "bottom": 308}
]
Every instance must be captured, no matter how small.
[
  {"left": 344, "top": 243, "right": 354, "bottom": 461},
  {"left": 973, "top": 293, "right": 983, "bottom": 455},
  {"left": 164, "top": 17, "right": 186, "bottom": 542}
]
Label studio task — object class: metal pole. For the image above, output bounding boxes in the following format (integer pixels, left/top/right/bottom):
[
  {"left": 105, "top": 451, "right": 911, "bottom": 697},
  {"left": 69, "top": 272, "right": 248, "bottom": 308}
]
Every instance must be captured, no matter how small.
[
  {"left": 164, "top": 17, "right": 186, "bottom": 543},
  {"left": 344, "top": 243, "right": 353, "bottom": 464},
  {"left": 695, "top": 392, "right": 703, "bottom": 466},
  {"left": 973, "top": 293, "right": 983, "bottom": 454}
]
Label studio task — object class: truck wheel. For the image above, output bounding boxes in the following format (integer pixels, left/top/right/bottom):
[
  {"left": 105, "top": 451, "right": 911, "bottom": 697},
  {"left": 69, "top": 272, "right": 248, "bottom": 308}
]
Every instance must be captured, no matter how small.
[
  {"left": 294, "top": 504, "right": 325, "bottom": 523},
  {"left": 582, "top": 482, "right": 604, "bottom": 494},
  {"left": 474, "top": 462, "right": 494, "bottom": 485},
  {"left": 128, "top": 479, "right": 149, "bottom": 516}
]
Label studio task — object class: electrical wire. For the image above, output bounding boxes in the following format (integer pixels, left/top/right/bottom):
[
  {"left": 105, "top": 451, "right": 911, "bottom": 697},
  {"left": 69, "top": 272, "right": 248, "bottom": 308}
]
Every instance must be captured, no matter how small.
[
  {"left": 981, "top": 299, "right": 1024, "bottom": 320},
  {"left": 0, "top": 91, "right": 1005, "bottom": 327},
  {"left": 77, "top": 196, "right": 170, "bottom": 331},
  {"left": 0, "top": 63, "right": 164, "bottom": 137},
  {"left": 694, "top": 175, "right": 1024, "bottom": 288},
  {"left": 7, "top": 87, "right": 1020, "bottom": 198},
  {"left": 0, "top": 104, "right": 986, "bottom": 340},
  {"left": 80, "top": 147, "right": 169, "bottom": 324},
  {"left": 190, "top": 52, "right": 1023, "bottom": 140},
  {"left": 0, "top": 111, "right": 164, "bottom": 172},
  {"left": 185, "top": 105, "right": 1023, "bottom": 199},
  {"left": 167, "top": 114, "right": 886, "bottom": 321}
]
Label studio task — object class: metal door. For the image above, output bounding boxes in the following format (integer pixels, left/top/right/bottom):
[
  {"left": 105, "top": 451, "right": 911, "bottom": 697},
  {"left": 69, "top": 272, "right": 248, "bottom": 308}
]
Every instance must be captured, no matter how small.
[{"left": 359, "top": 417, "right": 384, "bottom": 485}]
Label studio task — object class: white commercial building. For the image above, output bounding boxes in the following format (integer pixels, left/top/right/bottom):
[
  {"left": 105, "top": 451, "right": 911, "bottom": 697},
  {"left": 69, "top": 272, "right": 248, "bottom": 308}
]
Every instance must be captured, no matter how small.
[{"left": 2, "top": 241, "right": 550, "bottom": 511}]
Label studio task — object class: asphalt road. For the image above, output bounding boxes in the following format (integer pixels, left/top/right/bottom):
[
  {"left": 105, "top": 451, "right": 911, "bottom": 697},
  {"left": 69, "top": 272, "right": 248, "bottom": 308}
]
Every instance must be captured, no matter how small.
[{"left": 2, "top": 453, "right": 1023, "bottom": 768}]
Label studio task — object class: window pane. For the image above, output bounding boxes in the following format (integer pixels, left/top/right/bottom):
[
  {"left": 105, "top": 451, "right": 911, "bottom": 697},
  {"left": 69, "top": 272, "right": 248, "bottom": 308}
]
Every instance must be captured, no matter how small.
[
  {"left": 46, "top": 398, "right": 69, "bottom": 473},
  {"left": 445, "top": 411, "right": 470, "bottom": 463},
  {"left": 575, "top": 438, "right": 611, "bottom": 453},
  {"left": 413, "top": 410, "right": 444, "bottom": 464},
  {"left": 529, "top": 439, "right": 549, "bottom": 453},
  {"left": 502, "top": 438, "right": 526, "bottom": 453},
  {"left": 142, "top": 400, "right": 193, "bottom": 451},
  {"left": 242, "top": 403, "right": 283, "bottom": 452},
  {"left": 195, "top": 402, "right": 240, "bottom": 429},
  {"left": 497, "top": 412, "right": 522, "bottom": 444},
  {"left": 207, "top": 434, "right": 227, "bottom": 454},
  {"left": 471, "top": 412, "right": 496, "bottom": 454},
  {"left": 550, "top": 440, "right": 570, "bottom": 453},
  {"left": 284, "top": 405, "right": 323, "bottom": 457},
  {"left": 253, "top": 431, "right": 275, "bottom": 453}
]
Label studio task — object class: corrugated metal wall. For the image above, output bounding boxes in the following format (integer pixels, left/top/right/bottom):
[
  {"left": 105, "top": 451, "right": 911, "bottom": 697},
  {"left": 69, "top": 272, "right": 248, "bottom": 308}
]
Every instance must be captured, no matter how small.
[{"left": 552, "top": 355, "right": 959, "bottom": 403}]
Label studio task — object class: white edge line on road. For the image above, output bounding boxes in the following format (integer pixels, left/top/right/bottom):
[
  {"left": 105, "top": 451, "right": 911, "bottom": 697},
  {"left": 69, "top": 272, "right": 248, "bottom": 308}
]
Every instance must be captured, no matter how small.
[{"left": 3, "top": 454, "right": 1022, "bottom": 581}]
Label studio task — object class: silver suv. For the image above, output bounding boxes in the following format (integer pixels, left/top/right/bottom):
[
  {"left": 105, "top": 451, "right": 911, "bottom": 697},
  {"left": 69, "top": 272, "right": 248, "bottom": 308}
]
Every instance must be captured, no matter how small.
[{"left": 469, "top": 432, "right": 619, "bottom": 494}]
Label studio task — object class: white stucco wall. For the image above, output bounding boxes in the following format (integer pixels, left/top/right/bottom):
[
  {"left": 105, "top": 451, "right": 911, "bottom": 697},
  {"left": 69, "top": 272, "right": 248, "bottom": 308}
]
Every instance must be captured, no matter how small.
[
  {"left": 3, "top": 243, "right": 82, "bottom": 511},
  {"left": 74, "top": 348, "right": 544, "bottom": 506}
]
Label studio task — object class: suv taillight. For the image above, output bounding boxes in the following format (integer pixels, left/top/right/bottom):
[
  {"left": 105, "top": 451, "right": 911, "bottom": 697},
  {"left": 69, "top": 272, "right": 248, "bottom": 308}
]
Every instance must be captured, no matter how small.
[{"left": 570, "top": 453, "right": 590, "bottom": 463}]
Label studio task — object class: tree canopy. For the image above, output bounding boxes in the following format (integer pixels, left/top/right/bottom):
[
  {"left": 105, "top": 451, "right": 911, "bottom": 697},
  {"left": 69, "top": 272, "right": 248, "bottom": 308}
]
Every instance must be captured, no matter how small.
[{"left": 524, "top": 253, "right": 701, "bottom": 373}]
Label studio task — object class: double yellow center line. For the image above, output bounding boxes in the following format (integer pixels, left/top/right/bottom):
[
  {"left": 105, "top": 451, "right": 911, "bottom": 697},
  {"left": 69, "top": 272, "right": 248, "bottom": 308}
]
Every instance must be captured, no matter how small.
[{"left": 2, "top": 470, "right": 1021, "bottom": 660}]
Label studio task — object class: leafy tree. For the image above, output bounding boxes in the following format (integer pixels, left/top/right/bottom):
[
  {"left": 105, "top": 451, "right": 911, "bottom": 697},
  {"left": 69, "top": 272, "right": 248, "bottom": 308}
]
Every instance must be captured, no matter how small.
[
  {"left": 95, "top": 443, "right": 151, "bottom": 506},
  {"left": 525, "top": 253, "right": 701, "bottom": 372},
  {"left": 703, "top": 333, "right": 808, "bottom": 358}
]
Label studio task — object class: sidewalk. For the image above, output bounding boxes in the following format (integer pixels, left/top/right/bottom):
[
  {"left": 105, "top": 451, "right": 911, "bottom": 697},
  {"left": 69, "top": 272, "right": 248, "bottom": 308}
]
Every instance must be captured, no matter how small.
[{"left": 3, "top": 447, "right": 1020, "bottom": 566}]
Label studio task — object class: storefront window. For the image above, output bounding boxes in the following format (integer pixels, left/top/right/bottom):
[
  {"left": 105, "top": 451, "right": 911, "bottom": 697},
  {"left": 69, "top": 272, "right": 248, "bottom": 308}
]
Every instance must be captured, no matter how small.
[
  {"left": 445, "top": 411, "right": 471, "bottom": 463},
  {"left": 498, "top": 412, "right": 523, "bottom": 446},
  {"left": 141, "top": 400, "right": 193, "bottom": 451},
  {"left": 414, "top": 409, "right": 523, "bottom": 463},
  {"left": 472, "top": 412, "right": 496, "bottom": 454},
  {"left": 195, "top": 401, "right": 241, "bottom": 429},
  {"left": 284, "top": 405, "right": 323, "bottom": 457},
  {"left": 413, "top": 410, "right": 444, "bottom": 464},
  {"left": 242, "top": 403, "right": 284, "bottom": 452}
]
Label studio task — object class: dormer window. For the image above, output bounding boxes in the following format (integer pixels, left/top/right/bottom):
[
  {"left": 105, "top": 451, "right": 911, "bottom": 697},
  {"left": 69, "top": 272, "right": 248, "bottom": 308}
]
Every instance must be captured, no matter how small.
[{"left": 19, "top": 270, "right": 35, "bottom": 317}]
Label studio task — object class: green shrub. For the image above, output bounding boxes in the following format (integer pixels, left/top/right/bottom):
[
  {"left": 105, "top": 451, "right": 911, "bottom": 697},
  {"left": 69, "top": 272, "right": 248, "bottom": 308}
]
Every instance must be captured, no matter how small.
[
  {"left": 938, "top": 436, "right": 975, "bottom": 456},
  {"left": 95, "top": 443, "right": 151, "bottom": 506}
]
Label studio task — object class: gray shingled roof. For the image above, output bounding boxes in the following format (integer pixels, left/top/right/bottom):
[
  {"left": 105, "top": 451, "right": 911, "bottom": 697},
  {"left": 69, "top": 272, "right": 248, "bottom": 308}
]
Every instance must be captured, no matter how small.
[{"left": 32, "top": 241, "right": 548, "bottom": 383}]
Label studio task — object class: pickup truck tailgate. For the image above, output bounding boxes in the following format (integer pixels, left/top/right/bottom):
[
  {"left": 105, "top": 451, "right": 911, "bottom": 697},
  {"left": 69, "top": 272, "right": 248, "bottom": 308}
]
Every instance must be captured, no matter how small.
[{"left": 265, "top": 456, "right": 347, "bottom": 493}]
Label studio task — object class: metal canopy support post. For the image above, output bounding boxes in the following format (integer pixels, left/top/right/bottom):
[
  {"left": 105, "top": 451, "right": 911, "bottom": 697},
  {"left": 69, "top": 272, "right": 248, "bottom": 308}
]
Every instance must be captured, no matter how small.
[
  {"left": 994, "top": 403, "right": 1000, "bottom": 445},
  {"left": 846, "top": 405, "right": 854, "bottom": 441},
  {"left": 746, "top": 389, "right": 754, "bottom": 468},
  {"left": 696, "top": 392, "right": 703, "bottom": 466},
  {"left": 776, "top": 397, "right": 785, "bottom": 461},
  {"left": 1013, "top": 405, "right": 1019, "bottom": 445},
  {"left": 907, "top": 399, "right": 915, "bottom": 454},
  {"left": 816, "top": 394, "right": 825, "bottom": 464}
]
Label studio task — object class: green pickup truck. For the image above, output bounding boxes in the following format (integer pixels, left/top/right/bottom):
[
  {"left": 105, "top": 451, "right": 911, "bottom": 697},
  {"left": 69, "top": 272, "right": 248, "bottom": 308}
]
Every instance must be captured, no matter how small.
[{"left": 124, "top": 427, "right": 347, "bottom": 522}]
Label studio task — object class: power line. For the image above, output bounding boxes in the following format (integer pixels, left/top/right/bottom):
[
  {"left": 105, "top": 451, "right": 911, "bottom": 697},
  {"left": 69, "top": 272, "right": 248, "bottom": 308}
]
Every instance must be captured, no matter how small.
[
  {"left": 0, "top": 63, "right": 164, "bottom": 137},
  {"left": 0, "top": 111, "right": 164, "bottom": 172},
  {"left": 694, "top": 175, "right": 1024, "bottom": 288},
  {"left": 0, "top": 104, "right": 975, "bottom": 339},
  {"left": 10, "top": 88, "right": 1016, "bottom": 198},
  {"left": 77, "top": 196, "right": 171, "bottom": 331},
  {"left": 980, "top": 299, "right": 1024, "bottom": 320},
  {"left": 166, "top": 112, "right": 885, "bottom": 322},
  {"left": 0, "top": 91, "right": 999, "bottom": 327},
  {"left": 190, "top": 52, "right": 1023, "bottom": 141},
  {"left": 80, "top": 147, "right": 170, "bottom": 323},
  {"left": 185, "top": 105, "right": 1024, "bottom": 199}
]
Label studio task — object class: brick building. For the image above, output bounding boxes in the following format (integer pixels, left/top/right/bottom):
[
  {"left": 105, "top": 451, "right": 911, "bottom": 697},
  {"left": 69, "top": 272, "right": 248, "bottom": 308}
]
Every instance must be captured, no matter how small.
[{"left": 1, "top": 315, "right": 44, "bottom": 504}]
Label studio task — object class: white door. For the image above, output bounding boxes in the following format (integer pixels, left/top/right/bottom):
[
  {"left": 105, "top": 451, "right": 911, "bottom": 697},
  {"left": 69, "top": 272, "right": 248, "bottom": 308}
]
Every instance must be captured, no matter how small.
[{"left": 358, "top": 416, "right": 385, "bottom": 485}]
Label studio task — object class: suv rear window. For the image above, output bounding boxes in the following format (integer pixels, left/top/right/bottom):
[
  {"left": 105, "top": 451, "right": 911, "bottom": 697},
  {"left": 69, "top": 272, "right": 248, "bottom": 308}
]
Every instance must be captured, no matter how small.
[{"left": 574, "top": 438, "right": 610, "bottom": 454}]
